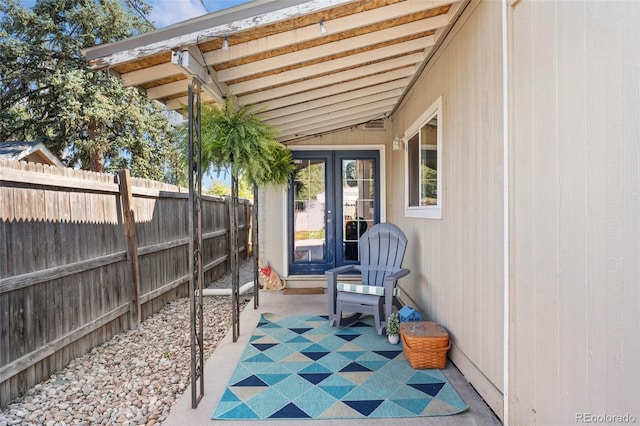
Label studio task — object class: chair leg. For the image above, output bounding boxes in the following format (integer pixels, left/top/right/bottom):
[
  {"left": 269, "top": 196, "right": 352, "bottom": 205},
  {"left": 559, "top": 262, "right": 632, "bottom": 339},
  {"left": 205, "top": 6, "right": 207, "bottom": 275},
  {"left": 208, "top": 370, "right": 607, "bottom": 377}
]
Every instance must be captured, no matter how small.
[
  {"left": 373, "top": 311, "right": 381, "bottom": 335},
  {"left": 335, "top": 298, "right": 365, "bottom": 328},
  {"left": 335, "top": 300, "right": 343, "bottom": 327},
  {"left": 327, "top": 277, "right": 337, "bottom": 327},
  {"left": 374, "top": 298, "right": 384, "bottom": 335},
  {"left": 384, "top": 292, "right": 394, "bottom": 326},
  {"left": 392, "top": 296, "right": 403, "bottom": 310},
  {"left": 328, "top": 294, "right": 337, "bottom": 327}
]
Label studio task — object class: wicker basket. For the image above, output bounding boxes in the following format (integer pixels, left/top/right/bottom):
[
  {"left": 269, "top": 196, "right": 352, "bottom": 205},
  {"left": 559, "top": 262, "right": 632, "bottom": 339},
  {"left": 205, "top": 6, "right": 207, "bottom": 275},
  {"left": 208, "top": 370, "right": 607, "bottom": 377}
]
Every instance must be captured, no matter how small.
[{"left": 400, "top": 322, "right": 450, "bottom": 369}]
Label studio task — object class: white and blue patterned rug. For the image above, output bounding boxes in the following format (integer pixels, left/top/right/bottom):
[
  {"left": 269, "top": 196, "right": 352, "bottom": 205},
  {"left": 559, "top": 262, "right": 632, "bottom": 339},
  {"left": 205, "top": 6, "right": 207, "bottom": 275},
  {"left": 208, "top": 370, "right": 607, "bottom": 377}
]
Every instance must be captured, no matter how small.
[{"left": 212, "top": 314, "right": 468, "bottom": 420}]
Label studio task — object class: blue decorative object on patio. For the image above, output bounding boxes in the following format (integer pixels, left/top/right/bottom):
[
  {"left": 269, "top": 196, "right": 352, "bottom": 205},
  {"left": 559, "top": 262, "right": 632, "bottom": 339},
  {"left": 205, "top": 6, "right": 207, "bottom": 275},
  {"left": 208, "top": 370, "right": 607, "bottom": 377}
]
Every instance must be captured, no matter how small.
[
  {"left": 211, "top": 314, "right": 468, "bottom": 420},
  {"left": 399, "top": 305, "right": 422, "bottom": 322}
]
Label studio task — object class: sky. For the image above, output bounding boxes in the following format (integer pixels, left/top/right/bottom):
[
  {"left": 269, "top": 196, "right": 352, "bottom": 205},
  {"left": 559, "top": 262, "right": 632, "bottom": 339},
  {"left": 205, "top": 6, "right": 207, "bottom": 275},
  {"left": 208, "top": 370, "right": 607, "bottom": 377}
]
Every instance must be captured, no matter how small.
[
  {"left": 19, "top": 0, "right": 251, "bottom": 28},
  {"left": 143, "top": 0, "right": 250, "bottom": 28}
]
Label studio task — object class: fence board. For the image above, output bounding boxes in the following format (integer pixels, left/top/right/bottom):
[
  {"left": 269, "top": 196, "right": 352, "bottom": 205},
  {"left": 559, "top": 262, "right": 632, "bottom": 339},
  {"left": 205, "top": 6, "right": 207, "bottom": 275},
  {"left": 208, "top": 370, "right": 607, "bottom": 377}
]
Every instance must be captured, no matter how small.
[
  {"left": 0, "top": 166, "right": 119, "bottom": 194},
  {"left": 0, "top": 160, "right": 252, "bottom": 405},
  {"left": 0, "top": 252, "right": 128, "bottom": 292},
  {"left": 0, "top": 182, "right": 13, "bottom": 277},
  {"left": 0, "top": 303, "right": 129, "bottom": 383},
  {"left": 0, "top": 293, "right": 8, "bottom": 366}
]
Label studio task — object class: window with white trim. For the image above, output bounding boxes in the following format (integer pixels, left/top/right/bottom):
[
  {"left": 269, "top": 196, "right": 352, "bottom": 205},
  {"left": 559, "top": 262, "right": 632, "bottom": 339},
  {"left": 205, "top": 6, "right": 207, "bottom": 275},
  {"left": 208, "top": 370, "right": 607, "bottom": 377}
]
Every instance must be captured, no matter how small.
[{"left": 404, "top": 97, "right": 442, "bottom": 219}]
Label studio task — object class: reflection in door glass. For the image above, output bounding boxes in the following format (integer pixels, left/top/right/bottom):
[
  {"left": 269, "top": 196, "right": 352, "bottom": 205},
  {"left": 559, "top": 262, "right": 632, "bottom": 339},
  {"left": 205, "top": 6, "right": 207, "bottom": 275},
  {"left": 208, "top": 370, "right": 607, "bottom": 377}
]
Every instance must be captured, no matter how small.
[
  {"left": 293, "top": 159, "right": 326, "bottom": 262},
  {"left": 342, "top": 159, "right": 375, "bottom": 261}
]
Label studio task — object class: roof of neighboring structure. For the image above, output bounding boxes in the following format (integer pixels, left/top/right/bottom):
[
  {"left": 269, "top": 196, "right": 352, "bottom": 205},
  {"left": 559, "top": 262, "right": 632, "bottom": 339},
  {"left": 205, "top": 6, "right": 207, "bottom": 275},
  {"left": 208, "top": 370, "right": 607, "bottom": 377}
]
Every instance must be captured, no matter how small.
[
  {"left": 83, "top": 0, "right": 467, "bottom": 143},
  {"left": 0, "top": 141, "right": 64, "bottom": 167}
]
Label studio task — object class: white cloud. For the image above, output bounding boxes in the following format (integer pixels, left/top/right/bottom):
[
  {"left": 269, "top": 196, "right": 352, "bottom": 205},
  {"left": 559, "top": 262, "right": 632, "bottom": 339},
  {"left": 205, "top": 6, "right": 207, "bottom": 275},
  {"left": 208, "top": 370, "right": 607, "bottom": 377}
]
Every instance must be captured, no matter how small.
[{"left": 148, "top": 0, "right": 208, "bottom": 28}]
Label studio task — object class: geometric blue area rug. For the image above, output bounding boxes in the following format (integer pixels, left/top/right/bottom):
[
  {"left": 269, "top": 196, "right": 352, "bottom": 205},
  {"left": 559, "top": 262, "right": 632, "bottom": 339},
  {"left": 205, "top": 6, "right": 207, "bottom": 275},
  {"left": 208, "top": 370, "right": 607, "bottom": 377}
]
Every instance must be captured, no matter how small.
[{"left": 212, "top": 314, "right": 468, "bottom": 420}]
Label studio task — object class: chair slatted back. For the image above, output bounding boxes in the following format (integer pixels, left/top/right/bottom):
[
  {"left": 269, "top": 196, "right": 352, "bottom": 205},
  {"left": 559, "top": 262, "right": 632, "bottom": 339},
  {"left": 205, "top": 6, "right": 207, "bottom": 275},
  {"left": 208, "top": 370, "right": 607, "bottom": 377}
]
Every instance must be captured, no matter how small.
[{"left": 359, "top": 223, "right": 408, "bottom": 286}]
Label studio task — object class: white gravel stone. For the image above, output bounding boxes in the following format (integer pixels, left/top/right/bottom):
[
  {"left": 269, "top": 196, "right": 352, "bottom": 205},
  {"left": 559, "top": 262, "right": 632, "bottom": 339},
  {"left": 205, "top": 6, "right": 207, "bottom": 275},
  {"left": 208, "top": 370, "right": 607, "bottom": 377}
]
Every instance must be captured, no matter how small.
[{"left": 0, "top": 260, "right": 254, "bottom": 425}]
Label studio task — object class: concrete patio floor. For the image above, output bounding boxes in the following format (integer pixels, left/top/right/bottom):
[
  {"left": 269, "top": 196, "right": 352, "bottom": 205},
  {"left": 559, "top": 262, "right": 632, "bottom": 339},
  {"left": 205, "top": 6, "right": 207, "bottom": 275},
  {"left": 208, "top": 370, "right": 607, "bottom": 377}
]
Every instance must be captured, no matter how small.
[{"left": 163, "top": 291, "right": 502, "bottom": 426}]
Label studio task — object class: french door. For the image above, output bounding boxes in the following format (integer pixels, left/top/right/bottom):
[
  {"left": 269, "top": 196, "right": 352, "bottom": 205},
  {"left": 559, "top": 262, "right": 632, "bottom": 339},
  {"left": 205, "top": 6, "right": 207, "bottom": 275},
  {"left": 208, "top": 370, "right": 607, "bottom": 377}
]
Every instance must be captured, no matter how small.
[{"left": 288, "top": 150, "right": 380, "bottom": 275}]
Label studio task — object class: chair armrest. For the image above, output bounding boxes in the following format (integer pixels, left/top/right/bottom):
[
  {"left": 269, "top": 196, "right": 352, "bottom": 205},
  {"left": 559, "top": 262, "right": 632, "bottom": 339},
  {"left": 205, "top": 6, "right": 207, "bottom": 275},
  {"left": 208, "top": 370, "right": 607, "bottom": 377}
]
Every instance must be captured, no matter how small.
[
  {"left": 326, "top": 264, "right": 360, "bottom": 291},
  {"left": 325, "top": 264, "right": 359, "bottom": 277},
  {"left": 383, "top": 268, "right": 410, "bottom": 294},
  {"left": 384, "top": 268, "right": 410, "bottom": 281}
]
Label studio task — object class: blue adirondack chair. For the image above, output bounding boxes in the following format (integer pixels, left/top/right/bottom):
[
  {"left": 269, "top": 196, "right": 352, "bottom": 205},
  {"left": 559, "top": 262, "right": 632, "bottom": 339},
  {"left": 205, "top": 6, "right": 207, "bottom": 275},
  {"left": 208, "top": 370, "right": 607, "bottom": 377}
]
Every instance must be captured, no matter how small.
[{"left": 325, "top": 222, "right": 410, "bottom": 335}]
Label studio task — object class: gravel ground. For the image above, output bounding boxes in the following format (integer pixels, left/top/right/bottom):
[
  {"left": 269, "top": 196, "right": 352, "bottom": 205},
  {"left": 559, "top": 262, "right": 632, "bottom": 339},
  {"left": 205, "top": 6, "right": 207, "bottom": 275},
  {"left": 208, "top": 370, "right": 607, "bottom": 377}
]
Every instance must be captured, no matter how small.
[{"left": 0, "top": 259, "right": 256, "bottom": 426}]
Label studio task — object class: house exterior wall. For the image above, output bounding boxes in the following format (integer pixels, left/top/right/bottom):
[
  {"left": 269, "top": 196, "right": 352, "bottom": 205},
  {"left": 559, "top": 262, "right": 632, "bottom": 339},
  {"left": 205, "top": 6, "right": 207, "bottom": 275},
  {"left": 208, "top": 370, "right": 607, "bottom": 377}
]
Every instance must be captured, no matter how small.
[
  {"left": 259, "top": 2, "right": 640, "bottom": 424},
  {"left": 509, "top": 1, "right": 640, "bottom": 424},
  {"left": 389, "top": 0, "right": 504, "bottom": 418}
]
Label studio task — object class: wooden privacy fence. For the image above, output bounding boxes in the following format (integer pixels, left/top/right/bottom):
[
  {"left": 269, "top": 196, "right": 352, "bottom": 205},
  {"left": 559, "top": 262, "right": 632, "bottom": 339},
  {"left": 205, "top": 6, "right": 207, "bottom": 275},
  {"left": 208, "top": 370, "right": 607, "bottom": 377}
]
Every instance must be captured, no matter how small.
[{"left": 0, "top": 159, "right": 252, "bottom": 405}]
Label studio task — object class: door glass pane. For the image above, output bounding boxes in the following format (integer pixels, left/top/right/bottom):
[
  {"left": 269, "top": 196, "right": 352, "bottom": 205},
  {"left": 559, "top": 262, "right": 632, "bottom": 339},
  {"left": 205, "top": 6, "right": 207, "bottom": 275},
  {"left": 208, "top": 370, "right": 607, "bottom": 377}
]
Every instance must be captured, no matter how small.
[
  {"left": 342, "top": 159, "right": 375, "bottom": 261},
  {"left": 293, "top": 159, "right": 326, "bottom": 262}
]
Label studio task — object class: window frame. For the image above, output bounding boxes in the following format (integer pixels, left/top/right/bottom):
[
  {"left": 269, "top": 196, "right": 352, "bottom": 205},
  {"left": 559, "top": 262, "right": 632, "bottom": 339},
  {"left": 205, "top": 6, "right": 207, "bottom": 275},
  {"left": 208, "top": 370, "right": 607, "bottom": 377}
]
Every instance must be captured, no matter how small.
[{"left": 404, "top": 96, "right": 442, "bottom": 219}]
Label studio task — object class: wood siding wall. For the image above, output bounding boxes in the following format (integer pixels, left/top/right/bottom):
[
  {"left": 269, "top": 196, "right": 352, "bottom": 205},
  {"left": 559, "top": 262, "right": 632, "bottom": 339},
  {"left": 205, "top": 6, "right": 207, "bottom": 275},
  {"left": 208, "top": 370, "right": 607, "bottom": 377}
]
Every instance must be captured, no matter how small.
[
  {"left": 509, "top": 1, "right": 640, "bottom": 424},
  {"left": 389, "top": 1, "right": 504, "bottom": 418},
  {"left": 0, "top": 160, "right": 251, "bottom": 405}
]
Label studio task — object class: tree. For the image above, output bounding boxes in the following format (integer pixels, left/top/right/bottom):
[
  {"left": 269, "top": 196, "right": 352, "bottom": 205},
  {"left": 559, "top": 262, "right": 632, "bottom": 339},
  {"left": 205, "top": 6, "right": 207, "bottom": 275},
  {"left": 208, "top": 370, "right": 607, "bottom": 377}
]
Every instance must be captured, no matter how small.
[
  {"left": 294, "top": 160, "right": 325, "bottom": 201},
  {"left": 207, "top": 181, "right": 232, "bottom": 197},
  {"left": 0, "top": 0, "right": 180, "bottom": 180},
  {"left": 206, "top": 177, "right": 253, "bottom": 200}
]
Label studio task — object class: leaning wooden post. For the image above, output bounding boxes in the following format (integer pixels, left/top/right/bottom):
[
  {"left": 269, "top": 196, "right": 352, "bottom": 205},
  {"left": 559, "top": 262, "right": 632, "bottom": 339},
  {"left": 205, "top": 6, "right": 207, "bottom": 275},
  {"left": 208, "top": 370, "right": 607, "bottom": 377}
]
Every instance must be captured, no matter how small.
[{"left": 118, "top": 169, "right": 141, "bottom": 329}]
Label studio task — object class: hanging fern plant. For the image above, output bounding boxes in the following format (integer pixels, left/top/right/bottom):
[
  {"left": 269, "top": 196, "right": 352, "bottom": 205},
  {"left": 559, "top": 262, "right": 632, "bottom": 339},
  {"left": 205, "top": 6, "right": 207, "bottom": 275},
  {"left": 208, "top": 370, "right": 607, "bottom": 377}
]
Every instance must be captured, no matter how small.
[{"left": 200, "top": 97, "right": 294, "bottom": 186}]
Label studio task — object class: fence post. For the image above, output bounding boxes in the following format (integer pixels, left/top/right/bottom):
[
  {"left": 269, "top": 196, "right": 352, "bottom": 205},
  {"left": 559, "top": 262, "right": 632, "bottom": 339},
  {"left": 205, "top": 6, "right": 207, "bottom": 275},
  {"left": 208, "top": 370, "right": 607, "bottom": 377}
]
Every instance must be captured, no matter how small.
[{"left": 118, "top": 169, "right": 141, "bottom": 329}]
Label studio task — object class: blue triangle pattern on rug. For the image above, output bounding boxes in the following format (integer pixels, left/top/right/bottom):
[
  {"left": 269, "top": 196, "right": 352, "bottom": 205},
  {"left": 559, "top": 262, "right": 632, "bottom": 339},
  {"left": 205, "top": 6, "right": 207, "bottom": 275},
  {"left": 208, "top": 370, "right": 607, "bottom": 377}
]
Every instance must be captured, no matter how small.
[
  {"left": 340, "top": 362, "right": 372, "bottom": 372},
  {"left": 269, "top": 402, "right": 311, "bottom": 418},
  {"left": 233, "top": 375, "right": 268, "bottom": 387},
  {"left": 211, "top": 314, "right": 468, "bottom": 420},
  {"left": 252, "top": 343, "right": 278, "bottom": 352}
]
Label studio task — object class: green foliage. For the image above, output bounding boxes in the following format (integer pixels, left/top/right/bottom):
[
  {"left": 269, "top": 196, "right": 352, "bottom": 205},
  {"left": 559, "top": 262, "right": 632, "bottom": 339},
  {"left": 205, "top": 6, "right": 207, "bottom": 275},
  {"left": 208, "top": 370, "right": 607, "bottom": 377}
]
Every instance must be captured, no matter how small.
[
  {"left": 421, "top": 165, "right": 437, "bottom": 206},
  {"left": 344, "top": 160, "right": 357, "bottom": 187},
  {"left": 294, "top": 161, "right": 325, "bottom": 202},
  {"left": 0, "top": 0, "right": 182, "bottom": 181},
  {"left": 386, "top": 312, "right": 400, "bottom": 336},
  {"left": 205, "top": 177, "right": 253, "bottom": 200},
  {"left": 237, "top": 176, "right": 254, "bottom": 200},
  {"left": 194, "top": 98, "right": 295, "bottom": 186},
  {"left": 207, "top": 181, "right": 231, "bottom": 197}
]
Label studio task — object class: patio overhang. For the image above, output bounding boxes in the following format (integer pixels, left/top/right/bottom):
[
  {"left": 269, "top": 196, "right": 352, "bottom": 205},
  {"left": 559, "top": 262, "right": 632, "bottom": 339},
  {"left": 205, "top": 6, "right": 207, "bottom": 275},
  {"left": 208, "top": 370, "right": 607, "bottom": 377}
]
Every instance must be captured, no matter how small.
[{"left": 83, "top": 0, "right": 466, "bottom": 143}]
